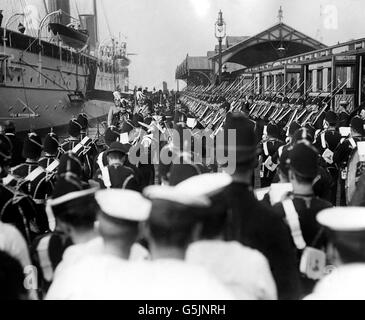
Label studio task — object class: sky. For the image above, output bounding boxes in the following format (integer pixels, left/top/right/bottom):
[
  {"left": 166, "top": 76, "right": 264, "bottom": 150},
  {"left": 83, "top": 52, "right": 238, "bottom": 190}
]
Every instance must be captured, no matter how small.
[{"left": 4, "top": 0, "right": 365, "bottom": 90}]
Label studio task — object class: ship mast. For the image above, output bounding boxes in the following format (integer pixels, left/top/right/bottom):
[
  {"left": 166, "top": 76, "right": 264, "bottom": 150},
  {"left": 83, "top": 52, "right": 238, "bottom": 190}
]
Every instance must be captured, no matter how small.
[
  {"left": 43, "top": 0, "right": 49, "bottom": 14},
  {"left": 93, "top": 0, "right": 99, "bottom": 46}
]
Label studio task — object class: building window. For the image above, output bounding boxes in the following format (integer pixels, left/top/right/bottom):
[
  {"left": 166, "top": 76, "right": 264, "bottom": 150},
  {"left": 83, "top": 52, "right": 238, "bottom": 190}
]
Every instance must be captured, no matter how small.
[
  {"left": 317, "top": 69, "right": 323, "bottom": 91},
  {"left": 276, "top": 74, "right": 284, "bottom": 91},
  {"left": 287, "top": 73, "right": 299, "bottom": 92},
  {"left": 336, "top": 65, "right": 354, "bottom": 88},
  {"left": 327, "top": 68, "right": 332, "bottom": 92},
  {"left": 306, "top": 70, "right": 313, "bottom": 92}
]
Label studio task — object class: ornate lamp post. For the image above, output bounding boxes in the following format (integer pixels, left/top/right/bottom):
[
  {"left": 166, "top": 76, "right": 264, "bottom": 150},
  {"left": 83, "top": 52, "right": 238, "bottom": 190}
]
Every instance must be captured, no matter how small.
[{"left": 215, "top": 10, "right": 226, "bottom": 85}]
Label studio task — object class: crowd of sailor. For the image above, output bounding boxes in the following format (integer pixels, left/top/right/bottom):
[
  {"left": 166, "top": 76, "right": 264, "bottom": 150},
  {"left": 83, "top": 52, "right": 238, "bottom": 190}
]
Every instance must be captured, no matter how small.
[{"left": 1, "top": 83, "right": 365, "bottom": 300}]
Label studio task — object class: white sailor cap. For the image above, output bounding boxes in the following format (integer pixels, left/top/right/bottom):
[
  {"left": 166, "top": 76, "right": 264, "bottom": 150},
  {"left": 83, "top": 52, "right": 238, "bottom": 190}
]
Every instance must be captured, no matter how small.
[
  {"left": 46, "top": 188, "right": 99, "bottom": 231},
  {"left": 175, "top": 173, "right": 232, "bottom": 198},
  {"left": 317, "top": 207, "right": 365, "bottom": 231},
  {"left": 95, "top": 189, "right": 151, "bottom": 222},
  {"left": 143, "top": 185, "right": 210, "bottom": 208}
]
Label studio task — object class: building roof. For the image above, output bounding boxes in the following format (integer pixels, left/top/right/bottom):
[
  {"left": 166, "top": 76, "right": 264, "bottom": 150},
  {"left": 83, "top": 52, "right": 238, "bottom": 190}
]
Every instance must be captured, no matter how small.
[
  {"left": 210, "top": 22, "right": 327, "bottom": 67},
  {"left": 225, "top": 36, "right": 250, "bottom": 48},
  {"left": 175, "top": 55, "right": 212, "bottom": 80}
]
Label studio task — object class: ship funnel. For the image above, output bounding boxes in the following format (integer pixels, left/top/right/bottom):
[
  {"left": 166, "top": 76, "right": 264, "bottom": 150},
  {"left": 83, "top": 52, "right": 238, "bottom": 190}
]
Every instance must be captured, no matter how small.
[
  {"left": 79, "top": 14, "right": 97, "bottom": 53},
  {"left": 47, "top": 0, "right": 71, "bottom": 25}
]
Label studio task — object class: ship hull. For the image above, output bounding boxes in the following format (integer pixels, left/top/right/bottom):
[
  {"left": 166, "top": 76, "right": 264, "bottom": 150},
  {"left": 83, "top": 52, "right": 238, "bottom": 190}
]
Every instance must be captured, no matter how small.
[
  {"left": 0, "top": 86, "right": 110, "bottom": 133},
  {"left": 0, "top": 27, "right": 128, "bottom": 134}
]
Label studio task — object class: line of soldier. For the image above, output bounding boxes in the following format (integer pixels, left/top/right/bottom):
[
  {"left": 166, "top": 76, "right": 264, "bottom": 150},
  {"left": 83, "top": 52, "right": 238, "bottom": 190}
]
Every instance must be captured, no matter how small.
[
  {"left": 0, "top": 88, "right": 218, "bottom": 298},
  {"left": 2, "top": 81, "right": 365, "bottom": 300}
]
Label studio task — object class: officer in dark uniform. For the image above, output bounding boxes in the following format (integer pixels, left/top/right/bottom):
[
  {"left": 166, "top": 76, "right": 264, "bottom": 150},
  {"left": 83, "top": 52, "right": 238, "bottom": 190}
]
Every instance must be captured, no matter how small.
[
  {"left": 11, "top": 132, "right": 43, "bottom": 181},
  {"left": 59, "top": 119, "right": 83, "bottom": 153},
  {"left": 219, "top": 113, "right": 301, "bottom": 300},
  {"left": 259, "top": 123, "right": 285, "bottom": 187},
  {"left": 93, "top": 142, "right": 139, "bottom": 190},
  {"left": 338, "top": 110, "right": 350, "bottom": 128},
  {"left": 39, "top": 131, "right": 60, "bottom": 169},
  {"left": 60, "top": 119, "right": 94, "bottom": 181},
  {"left": 0, "top": 134, "right": 47, "bottom": 244},
  {"left": 4, "top": 121, "right": 24, "bottom": 167},
  {"left": 272, "top": 141, "right": 332, "bottom": 297},
  {"left": 10, "top": 132, "right": 52, "bottom": 227},
  {"left": 304, "top": 123, "right": 316, "bottom": 143},
  {"left": 272, "top": 121, "right": 301, "bottom": 166},
  {"left": 77, "top": 113, "right": 98, "bottom": 179},
  {"left": 77, "top": 113, "right": 89, "bottom": 140},
  {"left": 94, "top": 125, "right": 120, "bottom": 173},
  {"left": 314, "top": 111, "right": 342, "bottom": 204},
  {"left": 31, "top": 153, "right": 84, "bottom": 297},
  {"left": 279, "top": 127, "right": 333, "bottom": 202},
  {"left": 334, "top": 116, "right": 365, "bottom": 205}
]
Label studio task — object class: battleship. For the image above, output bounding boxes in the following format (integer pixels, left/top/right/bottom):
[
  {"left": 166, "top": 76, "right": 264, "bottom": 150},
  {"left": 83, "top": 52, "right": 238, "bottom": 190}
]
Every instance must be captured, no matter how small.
[{"left": 0, "top": 0, "right": 131, "bottom": 134}]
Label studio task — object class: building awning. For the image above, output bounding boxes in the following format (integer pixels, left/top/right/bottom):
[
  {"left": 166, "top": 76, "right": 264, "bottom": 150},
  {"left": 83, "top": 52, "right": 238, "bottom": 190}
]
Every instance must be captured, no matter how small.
[{"left": 210, "top": 22, "right": 327, "bottom": 67}]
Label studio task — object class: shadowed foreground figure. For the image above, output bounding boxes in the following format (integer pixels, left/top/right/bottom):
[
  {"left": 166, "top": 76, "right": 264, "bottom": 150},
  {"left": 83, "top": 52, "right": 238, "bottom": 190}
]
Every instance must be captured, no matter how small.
[
  {"left": 219, "top": 112, "right": 301, "bottom": 300},
  {"left": 0, "top": 250, "right": 28, "bottom": 300}
]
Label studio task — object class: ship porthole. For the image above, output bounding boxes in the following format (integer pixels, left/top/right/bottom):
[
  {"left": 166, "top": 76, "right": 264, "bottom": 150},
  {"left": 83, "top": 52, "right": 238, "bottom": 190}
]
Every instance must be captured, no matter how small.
[{"left": 17, "top": 76, "right": 21, "bottom": 82}]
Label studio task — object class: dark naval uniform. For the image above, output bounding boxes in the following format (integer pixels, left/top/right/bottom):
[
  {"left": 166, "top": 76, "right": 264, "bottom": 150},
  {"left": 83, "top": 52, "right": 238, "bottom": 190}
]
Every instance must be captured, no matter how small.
[
  {"left": 333, "top": 134, "right": 365, "bottom": 205},
  {"left": 5, "top": 132, "right": 24, "bottom": 167},
  {"left": 59, "top": 137, "right": 80, "bottom": 154},
  {"left": 0, "top": 132, "right": 46, "bottom": 243},
  {"left": 10, "top": 133, "right": 51, "bottom": 229},
  {"left": 31, "top": 231, "right": 72, "bottom": 297},
  {"left": 259, "top": 136, "right": 284, "bottom": 187},
  {"left": 225, "top": 182, "right": 301, "bottom": 300},
  {"left": 60, "top": 120, "right": 94, "bottom": 181},
  {"left": 93, "top": 142, "right": 139, "bottom": 191},
  {"left": 314, "top": 113, "right": 342, "bottom": 204},
  {"left": 11, "top": 160, "right": 39, "bottom": 180},
  {"left": 39, "top": 155, "right": 57, "bottom": 169},
  {"left": 221, "top": 114, "right": 301, "bottom": 300},
  {"left": 94, "top": 164, "right": 139, "bottom": 190},
  {"left": 273, "top": 193, "right": 332, "bottom": 296},
  {"left": 273, "top": 141, "right": 332, "bottom": 297},
  {"left": 0, "top": 183, "right": 46, "bottom": 244},
  {"left": 4, "top": 121, "right": 24, "bottom": 167},
  {"left": 333, "top": 116, "right": 365, "bottom": 205},
  {"left": 78, "top": 113, "right": 98, "bottom": 179}
]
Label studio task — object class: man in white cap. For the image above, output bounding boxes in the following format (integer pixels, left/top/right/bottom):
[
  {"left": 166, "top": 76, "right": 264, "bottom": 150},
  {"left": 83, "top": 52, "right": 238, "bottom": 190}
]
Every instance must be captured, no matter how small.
[
  {"left": 46, "top": 189, "right": 151, "bottom": 300},
  {"left": 139, "top": 183, "right": 233, "bottom": 300},
  {"left": 45, "top": 188, "right": 100, "bottom": 279},
  {"left": 306, "top": 207, "right": 365, "bottom": 300},
  {"left": 181, "top": 173, "right": 277, "bottom": 300}
]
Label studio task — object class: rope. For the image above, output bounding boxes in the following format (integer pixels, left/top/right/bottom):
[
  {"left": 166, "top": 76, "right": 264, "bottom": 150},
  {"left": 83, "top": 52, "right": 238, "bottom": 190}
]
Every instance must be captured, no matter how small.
[
  {"left": 100, "top": 0, "right": 113, "bottom": 39},
  {"left": 19, "top": 57, "right": 74, "bottom": 92}
]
